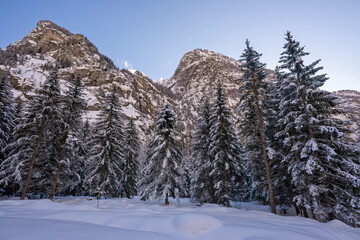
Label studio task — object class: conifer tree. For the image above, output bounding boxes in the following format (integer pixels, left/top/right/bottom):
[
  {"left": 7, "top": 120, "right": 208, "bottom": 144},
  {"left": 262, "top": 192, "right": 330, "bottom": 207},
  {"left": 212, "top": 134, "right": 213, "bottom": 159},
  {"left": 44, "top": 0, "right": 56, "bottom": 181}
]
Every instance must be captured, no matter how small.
[
  {"left": 191, "top": 98, "right": 216, "bottom": 203},
  {"left": 0, "top": 72, "right": 15, "bottom": 165},
  {"left": 237, "top": 40, "right": 276, "bottom": 213},
  {"left": 68, "top": 119, "right": 92, "bottom": 196},
  {"left": 276, "top": 31, "right": 360, "bottom": 226},
  {"left": 0, "top": 72, "right": 15, "bottom": 195},
  {"left": 0, "top": 69, "right": 63, "bottom": 199},
  {"left": 121, "top": 119, "right": 140, "bottom": 198},
  {"left": 50, "top": 74, "right": 85, "bottom": 200},
  {"left": 209, "top": 82, "right": 245, "bottom": 207},
  {"left": 85, "top": 86, "right": 125, "bottom": 203},
  {"left": 139, "top": 104, "right": 183, "bottom": 205},
  {"left": 266, "top": 68, "right": 294, "bottom": 213}
]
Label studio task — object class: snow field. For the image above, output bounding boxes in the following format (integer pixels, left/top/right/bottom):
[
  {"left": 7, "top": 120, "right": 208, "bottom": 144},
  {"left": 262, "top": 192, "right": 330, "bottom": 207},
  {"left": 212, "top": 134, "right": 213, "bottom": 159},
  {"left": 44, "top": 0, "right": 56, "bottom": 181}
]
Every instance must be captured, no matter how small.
[{"left": 0, "top": 197, "right": 359, "bottom": 240}]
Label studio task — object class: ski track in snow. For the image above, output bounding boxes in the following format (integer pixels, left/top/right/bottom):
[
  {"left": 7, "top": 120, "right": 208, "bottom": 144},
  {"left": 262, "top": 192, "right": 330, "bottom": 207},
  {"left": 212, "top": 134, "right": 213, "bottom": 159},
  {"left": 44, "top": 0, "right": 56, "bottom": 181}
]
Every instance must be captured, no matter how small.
[{"left": 0, "top": 197, "right": 359, "bottom": 240}]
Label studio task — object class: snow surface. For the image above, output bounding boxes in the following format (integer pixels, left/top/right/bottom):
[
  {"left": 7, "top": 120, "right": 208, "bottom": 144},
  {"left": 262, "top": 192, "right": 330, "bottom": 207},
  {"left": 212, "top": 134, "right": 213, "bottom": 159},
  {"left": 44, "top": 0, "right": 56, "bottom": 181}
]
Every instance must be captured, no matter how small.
[{"left": 0, "top": 197, "right": 359, "bottom": 240}]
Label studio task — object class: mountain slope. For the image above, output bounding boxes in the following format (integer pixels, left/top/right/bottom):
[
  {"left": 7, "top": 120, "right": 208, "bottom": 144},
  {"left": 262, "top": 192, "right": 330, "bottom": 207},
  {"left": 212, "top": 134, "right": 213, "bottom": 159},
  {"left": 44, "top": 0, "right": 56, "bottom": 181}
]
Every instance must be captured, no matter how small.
[{"left": 0, "top": 20, "right": 173, "bottom": 141}]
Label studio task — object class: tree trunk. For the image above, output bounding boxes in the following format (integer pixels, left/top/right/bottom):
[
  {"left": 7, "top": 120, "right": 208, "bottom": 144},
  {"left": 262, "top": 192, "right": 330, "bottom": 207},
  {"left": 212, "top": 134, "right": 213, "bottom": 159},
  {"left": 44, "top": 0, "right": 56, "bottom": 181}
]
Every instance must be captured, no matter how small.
[
  {"left": 251, "top": 77, "right": 277, "bottom": 214},
  {"left": 50, "top": 135, "right": 68, "bottom": 200},
  {"left": 20, "top": 118, "right": 45, "bottom": 200},
  {"left": 302, "top": 206, "right": 309, "bottom": 218},
  {"left": 294, "top": 203, "right": 300, "bottom": 216},
  {"left": 165, "top": 192, "right": 169, "bottom": 205},
  {"left": 209, "top": 175, "right": 216, "bottom": 204},
  {"left": 223, "top": 158, "right": 230, "bottom": 208}
]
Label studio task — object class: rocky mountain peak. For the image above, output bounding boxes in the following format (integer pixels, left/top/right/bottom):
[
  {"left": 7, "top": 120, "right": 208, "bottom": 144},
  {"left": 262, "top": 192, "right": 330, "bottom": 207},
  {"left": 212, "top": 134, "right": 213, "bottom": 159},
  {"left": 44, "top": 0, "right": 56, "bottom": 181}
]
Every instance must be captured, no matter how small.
[{"left": 0, "top": 21, "right": 175, "bottom": 142}]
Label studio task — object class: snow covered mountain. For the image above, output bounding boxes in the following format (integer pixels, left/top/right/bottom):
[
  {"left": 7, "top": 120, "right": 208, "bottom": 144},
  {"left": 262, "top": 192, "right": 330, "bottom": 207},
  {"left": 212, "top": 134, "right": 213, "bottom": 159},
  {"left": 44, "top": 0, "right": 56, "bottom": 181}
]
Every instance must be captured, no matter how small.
[
  {"left": 0, "top": 20, "right": 173, "bottom": 141},
  {"left": 162, "top": 48, "right": 277, "bottom": 145},
  {"left": 1, "top": 20, "right": 358, "bottom": 145}
]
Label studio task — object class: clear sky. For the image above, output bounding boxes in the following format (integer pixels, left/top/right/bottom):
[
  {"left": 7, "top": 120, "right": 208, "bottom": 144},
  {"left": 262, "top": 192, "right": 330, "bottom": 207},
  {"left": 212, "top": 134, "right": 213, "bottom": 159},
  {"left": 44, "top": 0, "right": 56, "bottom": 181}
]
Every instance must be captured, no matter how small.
[{"left": 0, "top": 0, "right": 359, "bottom": 91}]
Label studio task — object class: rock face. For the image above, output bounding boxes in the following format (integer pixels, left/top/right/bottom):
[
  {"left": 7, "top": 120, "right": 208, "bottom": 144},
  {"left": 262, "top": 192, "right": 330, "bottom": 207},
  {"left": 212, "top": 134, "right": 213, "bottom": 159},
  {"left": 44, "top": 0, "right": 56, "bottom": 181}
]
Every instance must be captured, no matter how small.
[
  {"left": 1, "top": 20, "right": 358, "bottom": 145},
  {"left": 0, "top": 20, "right": 173, "bottom": 141},
  {"left": 163, "top": 48, "right": 275, "bottom": 145},
  {"left": 333, "top": 90, "right": 360, "bottom": 140}
]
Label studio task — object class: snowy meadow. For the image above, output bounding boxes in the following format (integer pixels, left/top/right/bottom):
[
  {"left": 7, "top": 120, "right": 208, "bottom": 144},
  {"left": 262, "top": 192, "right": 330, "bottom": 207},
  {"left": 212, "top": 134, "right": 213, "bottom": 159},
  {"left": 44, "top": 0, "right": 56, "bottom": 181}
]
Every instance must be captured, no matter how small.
[{"left": 1, "top": 197, "right": 359, "bottom": 240}]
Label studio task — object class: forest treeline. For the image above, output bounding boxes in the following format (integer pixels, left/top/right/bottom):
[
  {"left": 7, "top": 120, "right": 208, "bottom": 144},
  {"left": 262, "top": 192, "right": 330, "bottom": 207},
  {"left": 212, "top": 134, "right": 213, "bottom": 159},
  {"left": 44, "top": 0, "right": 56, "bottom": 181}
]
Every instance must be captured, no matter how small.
[{"left": 0, "top": 32, "right": 359, "bottom": 227}]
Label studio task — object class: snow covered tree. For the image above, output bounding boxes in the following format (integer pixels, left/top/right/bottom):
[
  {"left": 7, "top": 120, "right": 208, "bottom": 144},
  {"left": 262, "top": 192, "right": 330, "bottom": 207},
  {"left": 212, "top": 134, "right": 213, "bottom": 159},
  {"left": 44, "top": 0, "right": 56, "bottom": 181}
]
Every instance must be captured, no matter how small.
[
  {"left": 276, "top": 31, "right": 360, "bottom": 226},
  {"left": 0, "top": 69, "right": 63, "bottom": 199},
  {"left": 237, "top": 40, "right": 276, "bottom": 213},
  {"left": 50, "top": 74, "right": 85, "bottom": 200},
  {"left": 0, "top": 72, "right": 15, "bottom": 196},
  {"left": 266, "top": 68, "right": 294, "bottom": 213},
  {"left": 191, "top": 98, "right": 216, "bottom": 204},
  {"left": 139, "top": 104, "right": 183, "bottom": 205},
  {"left": 209, "top": 82, "right": 245, "bottom": 207},
  {"left": 85, "top": 86, "right": 125, "bottom": 201},
  {"left": 179, "top": 150, "right": 192, "bottom": 198},
  {"left": 121, "top": 119, "right": 140, "bottom": 198},
  {"left": 67, "top": 119, "right": 92, "bottom": 196},
  {"left": 0, "top": 72, "right": 15, "bottom": 165}
]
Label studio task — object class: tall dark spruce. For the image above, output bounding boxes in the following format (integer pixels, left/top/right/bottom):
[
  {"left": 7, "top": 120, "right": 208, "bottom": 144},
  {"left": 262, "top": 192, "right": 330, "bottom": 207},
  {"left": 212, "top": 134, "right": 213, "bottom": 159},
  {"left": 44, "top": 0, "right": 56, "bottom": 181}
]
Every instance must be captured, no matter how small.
[
  {"left": 191, "top": 98, "right": 216, "bottom": 203},
  {"left": 121, "top": 119, "right": 140, "bottom": 198},
  {"left": 0, "top": 72, "right": 15, "bottom": 195},
  {"left": 50, "top": 74, "right": 85, "bottom": 200},
  {"left": 139, "top": 104, "right": 183, "bottom": 205},
  {"left": 85, "top": 86, "right": 125, "bottom": 206},
  {"left": 266, "top": 67, "right": 294, "bottom": 213},
  {"left": 209, "top": 82, "right": 245, "bottom": 207},
  {"left": 0, "top": 72, "right": 15, "bottom": 166},
  {"left": 0, "top": 69, "right": 63, "bottom": 199},
  {"left": 69, "top": 119, "right": 92, "bottom": 196},
  {"left": 237, "top": 40, "right": 276, "bottom": 214},
  {"left": 276, "top": 31, "right": 360, "bottom": 226}
]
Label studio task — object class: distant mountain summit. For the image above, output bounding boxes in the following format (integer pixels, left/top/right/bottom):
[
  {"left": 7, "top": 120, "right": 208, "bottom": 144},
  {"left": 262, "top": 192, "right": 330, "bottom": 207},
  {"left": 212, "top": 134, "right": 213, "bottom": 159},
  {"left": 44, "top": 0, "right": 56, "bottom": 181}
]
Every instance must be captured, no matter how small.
[{"left": 0, "top": 20, "right": 358, "bottom": 143}]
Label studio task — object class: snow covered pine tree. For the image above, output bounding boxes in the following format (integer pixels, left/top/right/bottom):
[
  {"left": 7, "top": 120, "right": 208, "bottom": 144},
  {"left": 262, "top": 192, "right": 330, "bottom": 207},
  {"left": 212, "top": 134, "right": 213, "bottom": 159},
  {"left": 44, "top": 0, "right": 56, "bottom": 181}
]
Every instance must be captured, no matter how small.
[
  {"left": 0, "top": 72, "right": 14, "bottom": 166},
  {"left": 0, "top": 69, "right": 63, "bottom": 199},
  {"left": 85, "top": 85, "right": 125, "bottom": 207},
  {"left": 237, "top": 40, "right": 276, "bottom": 214},
  {"left": 276, "top": 31, "right": 360, "bottom": 226},
  {"left": 50, "top": 74, "right": 85, "bottom": 200},
  {"left": 0, "top": 72, "right": 15, "bottom": 195},
  {"left": 139, "top": 104, "right": 183, "bottom": 205},
  {"left": 209, "top": 82, "right": 245, "bottom": 207},
  {"left": 121, "top": 119, "right": 140, "bottom": 198},
  {"left": 192, "top": 98, "right": 216, "bottom": 204}
]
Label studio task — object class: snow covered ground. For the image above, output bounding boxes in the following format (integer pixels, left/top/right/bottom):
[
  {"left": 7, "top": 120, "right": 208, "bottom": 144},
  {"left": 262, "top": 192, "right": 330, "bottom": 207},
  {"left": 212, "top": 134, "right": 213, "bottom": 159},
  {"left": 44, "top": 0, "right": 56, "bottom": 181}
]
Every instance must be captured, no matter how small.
[{"left": 0, "top": 197, "right": 359, "bottom": 240}]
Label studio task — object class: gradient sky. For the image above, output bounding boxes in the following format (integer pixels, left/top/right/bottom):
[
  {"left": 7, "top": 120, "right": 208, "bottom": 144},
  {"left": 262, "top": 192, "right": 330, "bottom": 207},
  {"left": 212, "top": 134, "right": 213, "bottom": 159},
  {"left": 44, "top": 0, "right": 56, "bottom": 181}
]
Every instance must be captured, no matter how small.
[{"left": 0, "top": 0, "right": 359, "bottom": 91}]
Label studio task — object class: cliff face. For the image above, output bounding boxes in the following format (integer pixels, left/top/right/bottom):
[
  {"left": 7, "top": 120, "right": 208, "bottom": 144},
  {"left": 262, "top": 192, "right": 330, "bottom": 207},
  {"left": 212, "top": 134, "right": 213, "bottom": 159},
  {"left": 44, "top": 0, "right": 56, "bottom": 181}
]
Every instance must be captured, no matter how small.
[
  {"left": 1, "top": 21, "right": 358, "bottom": 144},
  {"left": 0, "top": 20, "right": 173, "bottom": 141}
]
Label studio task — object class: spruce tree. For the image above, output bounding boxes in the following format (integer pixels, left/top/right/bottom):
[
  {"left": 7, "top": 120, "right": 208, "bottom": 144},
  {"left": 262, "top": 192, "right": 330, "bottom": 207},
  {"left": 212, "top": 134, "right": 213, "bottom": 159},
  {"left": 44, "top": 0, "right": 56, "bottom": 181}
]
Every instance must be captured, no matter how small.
[
  {"left": 191, "top": 98, "right": 216, "bottom": 203},
  {"left": 50, "top": 74, "right": 85, "bottom": 200},
  {"left": 121, "top": 119, "right": 140, "bottom": 198},
  {"left": 85, "top": 86, "right": 125, "bottom": 203},
  {"left": 266, "top": 68, "right": 294, "bottom": 213},
  {"left": 0, "top": 72, "right": 15, "bottom": 195},
  {"left": 0, "top": 69, "right": 63, "bottom": 199},
  {"left": 276, "top": 31, "right": 360, "bottom": 226},
  {"left": 237, "top": 40, "right": 276, "bottom": 213},
  {"left": 209, "top": 82, "right": 245, "bottom": 207},
  {"left": 139, "top": 104, "right": 183, "bottom": 205},
  {"left": 68, "top": 119, "right": 92, "bottom": 196},
  {"left": 0, "top": 72, "right": 15, "bottom": 165}
]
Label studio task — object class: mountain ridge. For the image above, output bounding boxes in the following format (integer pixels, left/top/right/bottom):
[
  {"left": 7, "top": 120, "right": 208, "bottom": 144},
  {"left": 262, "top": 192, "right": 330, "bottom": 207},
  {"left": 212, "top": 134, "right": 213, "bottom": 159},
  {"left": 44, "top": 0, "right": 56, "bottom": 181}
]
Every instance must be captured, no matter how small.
[{"left": 1, "top": 20, "right": 359, "bottom": 143}]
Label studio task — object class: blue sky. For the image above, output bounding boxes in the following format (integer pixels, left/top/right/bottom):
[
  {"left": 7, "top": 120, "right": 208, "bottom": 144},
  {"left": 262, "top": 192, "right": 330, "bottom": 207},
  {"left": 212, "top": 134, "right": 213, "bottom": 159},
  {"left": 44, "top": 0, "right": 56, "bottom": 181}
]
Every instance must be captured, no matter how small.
[{"left": 0, "top": 0, "right": 359, "bottom": 91}]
